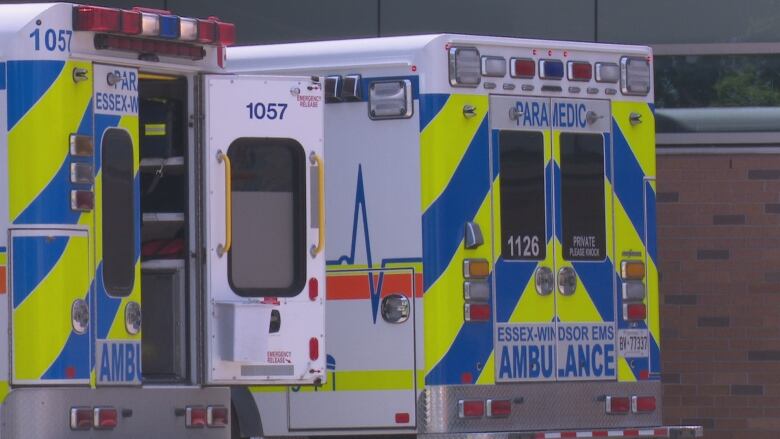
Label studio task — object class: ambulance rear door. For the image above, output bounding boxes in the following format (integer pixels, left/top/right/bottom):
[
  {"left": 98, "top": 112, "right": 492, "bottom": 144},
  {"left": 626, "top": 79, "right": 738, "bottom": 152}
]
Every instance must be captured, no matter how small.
[{"left": 202, "top": 75, "right": 326, "bottom": 385}]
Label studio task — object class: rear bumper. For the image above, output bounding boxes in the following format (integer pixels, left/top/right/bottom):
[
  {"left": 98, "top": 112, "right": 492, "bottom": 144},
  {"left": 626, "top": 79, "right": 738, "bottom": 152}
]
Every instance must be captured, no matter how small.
[
  {"left": 0, "top": 386, "right": 231, "bottom": 438},
  {"left": 418, "top": 425, "right": 703, "bottom": 439}
]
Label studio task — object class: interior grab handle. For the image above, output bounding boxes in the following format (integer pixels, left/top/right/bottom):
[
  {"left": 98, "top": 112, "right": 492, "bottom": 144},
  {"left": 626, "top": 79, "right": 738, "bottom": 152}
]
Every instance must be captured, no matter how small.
[
  {"left": 310, "top": 152, "right": 325, "bottom": 257},
  {"left": 216, "top": 150, "right": 232, "bottom": 257}
]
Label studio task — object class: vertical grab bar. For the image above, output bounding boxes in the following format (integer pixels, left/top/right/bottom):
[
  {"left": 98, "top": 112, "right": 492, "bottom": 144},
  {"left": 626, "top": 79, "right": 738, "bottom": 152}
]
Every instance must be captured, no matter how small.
[
  {"left": 216, "top": 150, "right": 232, "bottom": 257},
  {"left": 310, "top": 152, "right": 325, "bottom": 257}
]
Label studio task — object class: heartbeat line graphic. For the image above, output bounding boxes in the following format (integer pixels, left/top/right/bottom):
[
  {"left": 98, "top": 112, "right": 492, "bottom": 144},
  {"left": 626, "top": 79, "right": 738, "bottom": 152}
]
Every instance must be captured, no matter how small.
[{"left": 328, "top": 165, "right": 421, "bottom": 323}]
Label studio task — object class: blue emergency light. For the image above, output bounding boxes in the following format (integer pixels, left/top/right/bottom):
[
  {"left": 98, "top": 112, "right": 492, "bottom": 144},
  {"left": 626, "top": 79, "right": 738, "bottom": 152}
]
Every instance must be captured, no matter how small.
[
  {"left": 158, "top": 14, "right": 180, "bottom": 39},
  {"left": 539, "top": 59, "right": 564, "bottom": 79}
]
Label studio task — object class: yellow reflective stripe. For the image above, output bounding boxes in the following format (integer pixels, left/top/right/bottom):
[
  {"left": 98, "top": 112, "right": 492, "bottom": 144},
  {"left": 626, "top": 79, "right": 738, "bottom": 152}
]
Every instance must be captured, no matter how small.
[
  {"left": 420, "top": 94, "right": 488, "bottom": 212},
  {"left": 144, "top": 123, "right": 166, "bottom": 136},
  {"left": 13, "top": 235, "right": 90, "bottom": 380},
  {"left": 424, "top": 191, "right": 492, "bottom": 373},
  {"left": 612, "top": 101, "right": 656, "bottom": 178},
  {"left": 0, "top": 253, "right": 6, "bottom": 265},
  {"left": 617, "top": 356, "right": 637, "bottom": 382},
  {"left": 476, "top": 352, "right": 495, "bottom": 385},
  {"left": 0, "top": 381, "right": 9, "bottom": 403},
  {"left": 8, "top": 61, "right": 92, "bottom": 222}
]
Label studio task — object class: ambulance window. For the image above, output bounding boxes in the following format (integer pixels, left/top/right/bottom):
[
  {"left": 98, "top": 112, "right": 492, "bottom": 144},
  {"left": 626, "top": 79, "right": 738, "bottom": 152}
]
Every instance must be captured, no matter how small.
[
  {"left": 102, "top": 128, "right": 136, "bottom": 297},
  {"left": 498, "top": 131, "right": 546, "bottom": 260},
  {"left": 227, "top": 137, "right": 306, "bottom": 297},
  {"left": 560, "top": 133, "right": 606, "bottom": 261}
]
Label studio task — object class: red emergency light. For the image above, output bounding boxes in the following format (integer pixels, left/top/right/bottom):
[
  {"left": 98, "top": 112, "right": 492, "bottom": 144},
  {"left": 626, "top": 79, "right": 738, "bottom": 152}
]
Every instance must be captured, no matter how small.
[
  {"left": 74, "top": 6, "right": 121, "bottom": 32},
  {"left": 568, "top": 61, "right": 593, "bottom": 81},
  {"left": 465, "top": 303, "right": 490, "bottom": 322},
  {"left": 120, "top": 9, "right": 142, "bottom": 34},
  {"left": 511, "top": 58, "right": 535, "bottom": 78}
]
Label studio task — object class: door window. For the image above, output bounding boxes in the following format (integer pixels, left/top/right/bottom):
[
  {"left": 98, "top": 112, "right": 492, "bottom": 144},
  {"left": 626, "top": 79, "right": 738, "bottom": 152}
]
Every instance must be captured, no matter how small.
[
  {"left": 498, "top": 130, "right": 546, "bottom": 260},
  {"left": 559, "top": 133, "right": 606, "bottom": 261},
  {"left": 227, "top": 137, "right": 306, "bottom": 296}
]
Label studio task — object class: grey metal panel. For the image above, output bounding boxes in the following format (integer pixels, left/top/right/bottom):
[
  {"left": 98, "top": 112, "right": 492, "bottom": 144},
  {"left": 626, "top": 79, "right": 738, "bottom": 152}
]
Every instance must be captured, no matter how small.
[
  {"left": 2, "top": 387, "right": 230, "bottom": 438},
  {"left": 380, "top": 0, "right": 596, "bottom": 41},
  {"left": 167, "top": 0, "right": 380, "bottom": 44},
  {"left": 598, "top": 0, "right": 780, "bottom": 44},
  {"left": 419, "top": 381, "right": 662, "bottom": 434}
]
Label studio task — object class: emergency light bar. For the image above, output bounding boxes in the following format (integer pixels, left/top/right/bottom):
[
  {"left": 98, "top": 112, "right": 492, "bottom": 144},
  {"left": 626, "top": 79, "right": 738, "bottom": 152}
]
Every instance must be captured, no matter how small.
[{"left": 73, "top": 5, "right": 236, "bottom": 46}]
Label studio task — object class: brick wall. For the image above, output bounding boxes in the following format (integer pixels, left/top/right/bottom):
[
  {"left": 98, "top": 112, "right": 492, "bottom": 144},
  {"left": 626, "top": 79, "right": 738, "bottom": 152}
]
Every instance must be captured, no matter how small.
[{"left": 657, "top": 154, "right": 780, "bottom": 439}]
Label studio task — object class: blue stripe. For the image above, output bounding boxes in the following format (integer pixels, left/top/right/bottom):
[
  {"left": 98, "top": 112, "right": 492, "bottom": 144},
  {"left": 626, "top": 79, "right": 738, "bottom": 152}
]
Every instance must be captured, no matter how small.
[
  {"left": 644, "top": 181, "right": 658, "bottom": 264},
  {"left": 95, "top": 262, "right": 122, "bottom": 339},
  {"left": 7, "top": 60, "right": 65, "bottom": 131},
  {"left": 571, "top": 259, "right": 615, "bottom": 322},
  {"left": 0, "top": 62, "right": 6, "bottom": 90},
  {"left": 42, "top": 287, "right": 92, "bottom": 380},
  {"left": 14, "top": 157, "right": 81, "bottom": 225},
  {"left": 494, "top": 257, "right": 537, "bottom": 323},
  {"left": 604, "top": 132, "right": 612, "bottom": 183},
  {"left": 419, "top": 93, "right": 450, "bottom": 132},
  {"left": 12, "top": 235, "right": 69, "bottom": 308},
  {"left": 612, "top": 120, "right": 655, "bottom": 266},
  {"left": 422, "top": 117, "right": 490, "bottom": 291},
  {"left": 426, "top": 317, "right": 493, "bottom": 385}
]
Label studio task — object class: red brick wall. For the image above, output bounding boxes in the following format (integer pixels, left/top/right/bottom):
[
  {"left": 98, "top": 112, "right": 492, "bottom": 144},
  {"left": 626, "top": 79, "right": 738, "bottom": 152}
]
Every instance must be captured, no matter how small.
[{"left": 658, "top": 154, "right": 780, "bottom": 439}]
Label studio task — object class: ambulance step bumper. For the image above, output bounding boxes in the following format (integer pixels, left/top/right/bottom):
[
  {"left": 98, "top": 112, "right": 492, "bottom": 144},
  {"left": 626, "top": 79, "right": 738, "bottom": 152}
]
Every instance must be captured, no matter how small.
[
  {"left": 418, "top": 425, "right": 703, "bottom": 439},
  {"left": 1, "top": 386, "right": 231, "bottom": 438}
]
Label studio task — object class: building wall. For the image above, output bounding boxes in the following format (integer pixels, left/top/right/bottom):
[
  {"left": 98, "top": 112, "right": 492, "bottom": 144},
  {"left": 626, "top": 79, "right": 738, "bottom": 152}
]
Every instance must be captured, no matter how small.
[{"left": 658, "top": 153, "right": 780, "bottom": 439}]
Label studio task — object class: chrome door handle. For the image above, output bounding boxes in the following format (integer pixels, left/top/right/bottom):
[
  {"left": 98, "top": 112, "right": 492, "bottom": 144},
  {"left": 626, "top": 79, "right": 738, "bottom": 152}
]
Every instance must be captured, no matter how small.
[
  {"left": 557, "top": 266, "right": 577, "bottom": 296},
  {"left": 535, "top": 267, "right": 554, "bottom": 296}
]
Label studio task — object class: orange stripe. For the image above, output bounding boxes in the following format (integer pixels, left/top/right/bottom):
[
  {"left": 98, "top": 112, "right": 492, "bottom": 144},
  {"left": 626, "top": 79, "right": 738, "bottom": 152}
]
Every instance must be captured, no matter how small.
[
  {"left": 0, "top": 266, "right": 6, "bottom": 294},
  {"left": 327, "top": 273, "right": 423, "bottom": 300}
]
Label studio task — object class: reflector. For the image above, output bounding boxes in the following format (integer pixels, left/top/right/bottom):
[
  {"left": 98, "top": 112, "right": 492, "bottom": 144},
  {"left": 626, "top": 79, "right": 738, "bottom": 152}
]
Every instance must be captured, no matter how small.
[
  {"left": 487, "top": 399, "right": 511, "bottom": 417},
  {"left": 207, "top": 406, "right": 229, "bottom": 427},
  {"left": 93, "top": 407, "right": 118, "bottom": 429},
  {"left": 309, "top": 337, "right": 320, "bottom": 361},
  {"left": 632, "top": 396, "right": 657, "bottom": 413},
  {"left": 186, "top": 406, "right": 207, "bottom": 428},
  {"left": 308, "top": 277, "right": 319, "bottom": 301},
  {"left": 70, "top": 407, "right": 92, "bottom": 430}
]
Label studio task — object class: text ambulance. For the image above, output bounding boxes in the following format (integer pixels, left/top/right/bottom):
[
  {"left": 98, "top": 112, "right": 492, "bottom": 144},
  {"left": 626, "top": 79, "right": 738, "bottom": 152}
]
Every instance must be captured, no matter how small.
[
  {"left": 229, "top": 35, "right": 703, "bottom": 438},
  {"left": 0, "top": 3, "right": 326, "bottom": 438}
]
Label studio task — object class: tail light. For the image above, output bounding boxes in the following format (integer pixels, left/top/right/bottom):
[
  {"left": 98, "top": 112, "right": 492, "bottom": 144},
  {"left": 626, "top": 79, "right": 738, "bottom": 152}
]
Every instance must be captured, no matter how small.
[
  {"left": 395, "top": 412, "right": 410, "bottom": 424},
  {"left": 73, "top": 6, "right": 121, "bottom": 32},
  {"left": 486, "top": 399, "right": 511, "bottom": 417},
  {"left": 464, "top": 303, "right": 490, "bottom": 322},
  {"left": 632, "top": 396, "right": 656, "bottom": 413},
  {"left": 624, "top": 303, "right": 647, "bottom": 321},
  {"left": 458, "top": 400, "right": 484, "bottom": 418},
  {"left": 93, "top": 407, "right": 118, "bottom": 429},
  {"left": 463, "top": 259, "right": 490, "bottom": 278},
  {"left": 606, "top": 396, "right": 630, "bottom": 414},
  {"left": 207, "top": 406, "right": 229, "bottom": 427},
  {"left": 186, "top": 406, "right": 207, "bottom": 428},
  {"left": 70, "top": 134, "right": 94, "bottom": 157},
  {"left": 70, "top": 407, "right": 93, "bottom": 430},
  {"left": 309, "top": 337, "right": 320, "bottom": 361},
  {"left": 71, "top": 190, "right": 95, "bottom": 211}
]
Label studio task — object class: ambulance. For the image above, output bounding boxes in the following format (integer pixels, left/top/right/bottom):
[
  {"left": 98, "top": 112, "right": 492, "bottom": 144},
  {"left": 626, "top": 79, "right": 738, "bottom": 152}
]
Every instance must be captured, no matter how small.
[
  {"left": 0, "top": 3, "right": 326, "bottom": 438},
  {"left": 228, "top": 35, "right": 703, "bottom": 438}
]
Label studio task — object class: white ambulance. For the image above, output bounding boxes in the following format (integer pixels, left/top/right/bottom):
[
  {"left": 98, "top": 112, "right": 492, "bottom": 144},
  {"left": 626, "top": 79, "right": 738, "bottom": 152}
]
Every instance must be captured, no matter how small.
[
  {"left": 229, "top": 35, "right": 703, "bottom": 438},
  {"left": 0, "top": 3, "right": 325, "bottom": 438}
]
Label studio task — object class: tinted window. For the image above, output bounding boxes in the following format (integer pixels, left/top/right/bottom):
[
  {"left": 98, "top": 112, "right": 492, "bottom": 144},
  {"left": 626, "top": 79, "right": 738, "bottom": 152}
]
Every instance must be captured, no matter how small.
[
  {"left": 228, "top": 138, "right": 306, "bottom": 297},
  {"left": 498, "top": 131, "right": 546, "bottom": 260},
  {"left": 102, "top": 128, "right": 136, "bottom": 296},
  {"left": 560, "top": 133, "right": 606, "bottom": 261}
]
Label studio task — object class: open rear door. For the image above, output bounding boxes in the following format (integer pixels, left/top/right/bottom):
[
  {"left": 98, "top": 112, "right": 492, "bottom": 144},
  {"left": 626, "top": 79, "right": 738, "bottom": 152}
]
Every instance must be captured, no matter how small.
[{"left": 202, "top": 75, "right": 325, "bottom": 385}]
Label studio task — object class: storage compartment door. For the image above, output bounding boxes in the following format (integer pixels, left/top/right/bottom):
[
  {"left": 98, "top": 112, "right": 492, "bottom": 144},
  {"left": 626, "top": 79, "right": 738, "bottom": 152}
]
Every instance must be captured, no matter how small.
[
  {"left": 11, "top": 229, "right": 91, "bottom": 384},
  {"left": 203, "top": 75, "right": 326, "bottom": 385}
]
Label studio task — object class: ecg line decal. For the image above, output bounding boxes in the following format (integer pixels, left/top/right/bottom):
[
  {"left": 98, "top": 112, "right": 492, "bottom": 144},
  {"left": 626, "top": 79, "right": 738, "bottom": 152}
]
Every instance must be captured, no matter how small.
[{"left": 328, "top": 165, "right": 421, "bottom": 323}]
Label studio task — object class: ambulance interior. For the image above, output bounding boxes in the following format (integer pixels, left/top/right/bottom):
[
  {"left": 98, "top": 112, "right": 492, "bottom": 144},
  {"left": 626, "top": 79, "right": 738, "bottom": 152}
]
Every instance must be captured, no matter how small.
[{"left": 137, "top": 74, "right": 191, "bottom": 383}]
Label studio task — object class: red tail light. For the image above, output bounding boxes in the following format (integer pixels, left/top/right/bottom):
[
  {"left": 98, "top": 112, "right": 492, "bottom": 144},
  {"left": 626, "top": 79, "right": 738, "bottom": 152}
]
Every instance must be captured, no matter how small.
[
  {"left": 606, "top": 396, "right": 630, "bottom": 414},
  {"left": 70, "top": 407, "right": 92, "bottom": 430},
  {"left": 459, "top": 400, "right": 484, "bottom": 418},
  {"left": 309, "top": 337, "right": 320, "bottom": 361},
  {"left": 395, "top": 412, "right": 410, "bottom": 424},
  {"left": 73, "top": 6, "right": 121, "bottom": 32},
  {"left": 624, "top": 303, "right": 647, "bottom": 321},
  {"left": 71, "top": 190, "right": 95, "bottom": 211},
  {"left": 309, "top": 277, "right": 319, "bottom": 301},
  {"left": 186, "top": 406, "right": 207, "bottom": 428},
  {"left": 632, "top": 396, "right": 656, "bottom": 413},
  {"left": 486, "top": 399, "right": 511, "bottom": 417},
  {"left": 93, "top": 407, "right": 118, "bottom": 429},
  {"left": 207, "top": 406, "right": 229, "bottom": 427},
  {"left": 464, "top": 303, "right": 490, "bottom": 322}
]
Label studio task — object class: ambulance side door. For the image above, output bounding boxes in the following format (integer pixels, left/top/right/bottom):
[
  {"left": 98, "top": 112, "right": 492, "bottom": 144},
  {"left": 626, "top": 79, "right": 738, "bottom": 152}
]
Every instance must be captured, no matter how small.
[{"left": 202, "top": 75, "right": 326, "bottom": 385}]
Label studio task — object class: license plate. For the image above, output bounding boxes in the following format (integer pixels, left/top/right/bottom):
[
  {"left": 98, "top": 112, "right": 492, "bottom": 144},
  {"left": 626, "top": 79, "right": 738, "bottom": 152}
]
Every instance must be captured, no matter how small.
[{"left": 617, "top": 329, "right": 649, "bottom": 358}]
